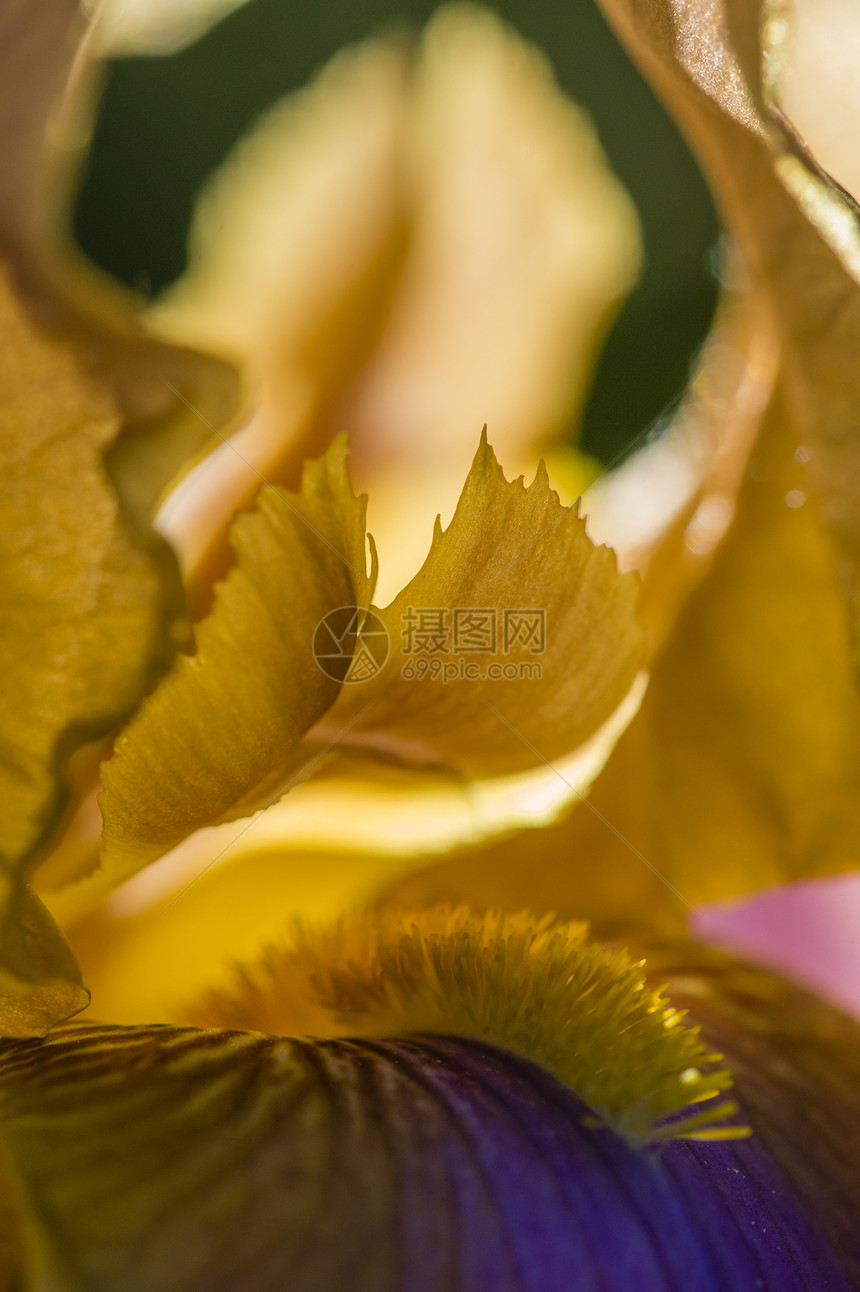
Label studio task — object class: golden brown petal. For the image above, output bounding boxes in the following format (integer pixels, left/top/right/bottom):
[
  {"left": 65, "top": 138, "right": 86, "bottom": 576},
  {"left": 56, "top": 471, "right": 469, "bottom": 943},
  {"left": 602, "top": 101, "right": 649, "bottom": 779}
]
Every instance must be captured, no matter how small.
[
  {"left": 385, "top": 387, "right": 860, "bottom": 916},
  {"left": 96, "top": 439, "right": 374, "bottom": 883},
  {"left": 1, "top": 0, "right": 239, "bottom": 520},
  {"left": 386, "top": 382, "right": 860, "bottom": 923},
  {"left": 0, "top": 883, "right": 88, "bottom": 1038},
  {"left": 0, "top": 1, "right": 236, "bottom": 1033},
  {"left": 327, "top": 434, "right": 643, "bottom": 778},
  {"left": 597, "top": 0, "right": 860, "bottom": 652},
  {"left": 382, "top": 0, "right": 860, "bottom": 932}
]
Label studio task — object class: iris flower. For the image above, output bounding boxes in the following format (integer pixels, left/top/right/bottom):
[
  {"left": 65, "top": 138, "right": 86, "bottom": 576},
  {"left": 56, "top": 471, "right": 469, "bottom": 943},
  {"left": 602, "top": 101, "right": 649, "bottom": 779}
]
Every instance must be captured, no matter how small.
[{"left": 1, "top": 1, "right": 859, "bottom": 1289}]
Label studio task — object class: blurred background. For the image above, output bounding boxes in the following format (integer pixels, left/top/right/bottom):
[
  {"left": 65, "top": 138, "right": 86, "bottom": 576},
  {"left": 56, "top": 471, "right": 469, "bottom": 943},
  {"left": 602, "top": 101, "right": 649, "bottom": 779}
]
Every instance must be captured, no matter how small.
[{"left": 74, "top": 0, "right": 720, "bottom": 466}]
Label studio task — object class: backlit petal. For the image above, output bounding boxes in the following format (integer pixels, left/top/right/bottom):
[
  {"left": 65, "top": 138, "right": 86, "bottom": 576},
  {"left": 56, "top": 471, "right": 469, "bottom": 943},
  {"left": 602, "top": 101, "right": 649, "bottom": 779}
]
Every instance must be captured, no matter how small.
[
  {"left": 327, "top": 433, "right": 643, "bottom": 779},
  {"left": 387, "top": 382, "right": 860, "bottom": 925},
  {"left": 0, "top": 884, "right": 88, "bottom": 1038},
  {"left": 596, "top": 0, "right": 860, "bottom": 652},
  {"left": 97, "top": 438, "right": 374, "bottom": 882},
  {"left": 0, "top": 0, "right": 236, "bottom": 1030},
  {"left": 83, "top": 0, "right": 253, "bottom": 56}
]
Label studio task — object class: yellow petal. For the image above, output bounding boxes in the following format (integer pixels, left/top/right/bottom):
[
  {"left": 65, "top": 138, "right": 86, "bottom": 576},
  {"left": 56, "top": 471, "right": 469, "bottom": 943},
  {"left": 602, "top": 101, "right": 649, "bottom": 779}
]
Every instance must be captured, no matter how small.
[
  {"left": 636, "top": 387, "right": 860, "bottom": 901},
  {"left": 388, "top": 0, "right": 860, "bottom": 928},
  {"left": 383, "top": 713, "right": 688, "bottom": 939},
  {"left": 0, "top": 4, "right": 237, "bottom": 1032},
  {"left": 0, "top": 265, "right": 179, "bottom": 874},
  {"left": 328, "top": 433, "right": 643, "bottom": 778},
  {"left": 53, "top": 681, "right": 645, "bottom": 1025},
  {"left": 0, "top": 882, "right": 89, "bottom": 1039},
  {"left": 386, "top": 390, "right": 860, "bottom": 921},
  {"left": 97, "top": 438, "right": 374, "bottom": 882},
  {"left": 584, "top": 288, "right": 778, "bottom": 651},
  {"left": 71, "top": 431, "right": 640, "bottom": 920},
  {"left": 591, "top": 381, "right": 860, "bottom": 906},
  {"left": 41, "top": 431, "right": 645, "bottom": 930},
  {"left": 1, "top": 0, "right": 239, "bottom": 522},
  {"left": 90, "top": 276, "right": 767, "bottom": 926}
]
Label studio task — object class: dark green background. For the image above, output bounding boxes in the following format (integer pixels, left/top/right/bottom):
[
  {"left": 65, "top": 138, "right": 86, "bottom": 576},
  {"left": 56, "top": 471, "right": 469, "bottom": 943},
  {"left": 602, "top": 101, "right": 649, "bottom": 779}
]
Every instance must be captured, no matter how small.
[{"left": 74, "top": 0, "right": 720, "bottom": 464}]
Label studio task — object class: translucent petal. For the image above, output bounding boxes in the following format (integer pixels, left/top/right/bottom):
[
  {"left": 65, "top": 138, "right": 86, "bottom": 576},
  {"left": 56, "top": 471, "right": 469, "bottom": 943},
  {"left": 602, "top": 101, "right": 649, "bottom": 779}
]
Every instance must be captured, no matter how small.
[
  {"left": 327, "top": 434, "right": 643, "bottom": 778},
  {"left": 83, "top": 0, "right": 252, "bottom": 56},
  {"left": 597, "top": 0, "right": 860, "bottom": 654},
  {"left": 98, "top": 439, "right": 374, "bottom": 881},
  {"left": 0, "top": 268, "right": 179, "bottom": 877},
  {"left": 387, "top": 409, "right": 860, "bottom": 917},
  {"left": 777, "top": 0, "right": 860, "bottom": 202},
  {"left": 0, "top": 884, "right": 88, "bottom": 1038},
  {"left": 0, "top": 1, "right": 236, "bottom": 1033}
]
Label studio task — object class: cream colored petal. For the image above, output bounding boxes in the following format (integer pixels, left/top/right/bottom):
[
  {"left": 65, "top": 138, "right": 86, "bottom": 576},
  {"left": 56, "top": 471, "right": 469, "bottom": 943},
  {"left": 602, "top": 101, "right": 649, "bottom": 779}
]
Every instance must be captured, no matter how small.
[
  {"left": 83, "top": 0, "right": 252, "bottom": 56},
  {"left": 343, "top": 6, "right": 640, "bottom": 599},
  {"left": 775, "top": 0, "right": 860, "bottom": 202},
  {"left": 151, "top": 6, "right": 640, "bottom": 604},
  {"left": 149, "top": 38, "right": 411, "bottom": 606},
  {"left": 150, "top": 40, "right": 409, "bottom": 371}
]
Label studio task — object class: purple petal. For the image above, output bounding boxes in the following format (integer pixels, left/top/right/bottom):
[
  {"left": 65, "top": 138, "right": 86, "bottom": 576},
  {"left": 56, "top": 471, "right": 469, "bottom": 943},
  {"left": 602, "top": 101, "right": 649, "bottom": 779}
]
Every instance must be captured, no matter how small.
[{"left": 0, "top": 1023, "right": 853, "bottom": 1290}]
